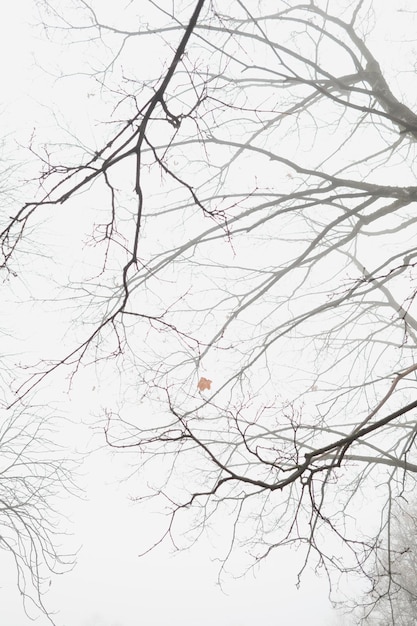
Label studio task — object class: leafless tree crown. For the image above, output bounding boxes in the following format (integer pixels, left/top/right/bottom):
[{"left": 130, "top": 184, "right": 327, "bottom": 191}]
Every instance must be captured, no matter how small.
[{"left": 2, "top": 1, "right": 417, "bottom": 621}]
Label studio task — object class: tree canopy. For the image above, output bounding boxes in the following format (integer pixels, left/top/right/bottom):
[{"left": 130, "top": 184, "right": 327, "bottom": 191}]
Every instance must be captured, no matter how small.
[{"left": 2, "top": 1, "right": 417, "bottom": 621}]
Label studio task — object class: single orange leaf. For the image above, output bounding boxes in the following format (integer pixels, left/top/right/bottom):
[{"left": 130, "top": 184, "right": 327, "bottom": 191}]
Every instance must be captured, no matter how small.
[{"left": 197, "top": 377, "right": 212, "bottom": 391}]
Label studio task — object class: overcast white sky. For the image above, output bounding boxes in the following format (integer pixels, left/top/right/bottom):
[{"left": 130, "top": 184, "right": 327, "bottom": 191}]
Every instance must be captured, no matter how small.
[
  {"left": 2, "top": 1, "right": 410, "bottom": 624},
  {"left": 0, "top": 454, "right": 337, "bottom": 626},
  {"left": 0, "top": 3, "right": 349, "bottom": 624}
]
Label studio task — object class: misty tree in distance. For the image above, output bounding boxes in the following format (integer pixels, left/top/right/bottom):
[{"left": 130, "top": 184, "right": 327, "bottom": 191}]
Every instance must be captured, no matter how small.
[
  {"left": 2, "top": 0, "right": 417, "bottom": 620},
  {"left": 0, "top": 147, "right": 75, "bottom": 620},
  {"left": 359, "top": 500, "right": 417, "bottom": 625},
  {"left": 0, "top": 403, "right": 75, "bottom": 621}
]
